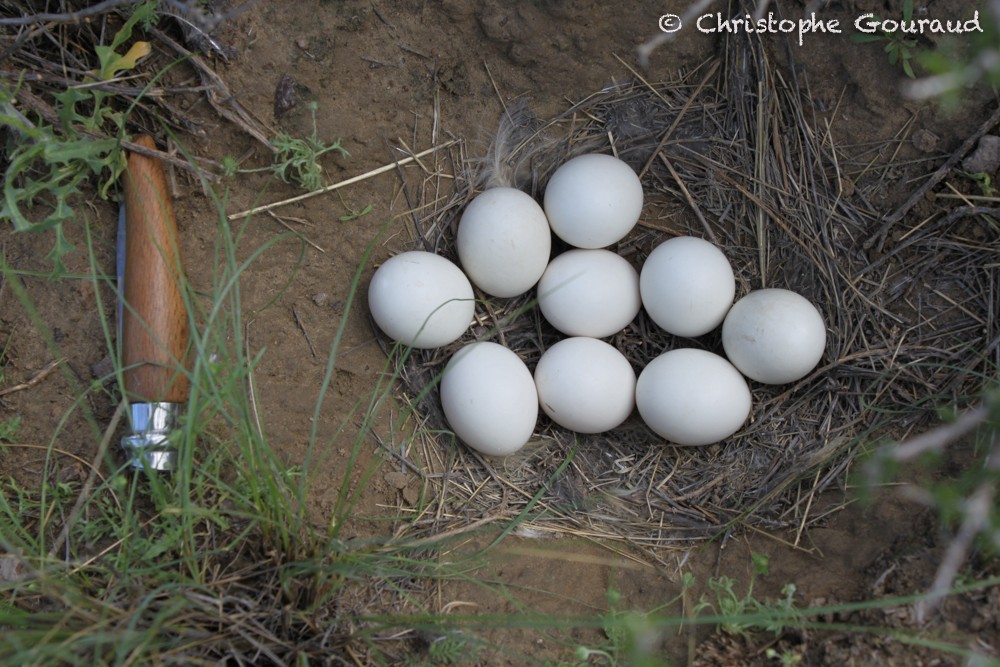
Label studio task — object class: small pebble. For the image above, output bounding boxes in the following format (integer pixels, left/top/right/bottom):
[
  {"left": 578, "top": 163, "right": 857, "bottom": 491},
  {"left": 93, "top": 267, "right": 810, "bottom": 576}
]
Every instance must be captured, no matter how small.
[
  {"left": 962, "top": 135, "right": 1000, "bottom": 174},
  {"left": 312, "top": 292, "right": 329, "bottom": 307},
  {"left": 273, "top": 73, "right": 298, "bottom": 120},
  {"left": 91, "top": 355, "right": 114, "bottom": 380}
]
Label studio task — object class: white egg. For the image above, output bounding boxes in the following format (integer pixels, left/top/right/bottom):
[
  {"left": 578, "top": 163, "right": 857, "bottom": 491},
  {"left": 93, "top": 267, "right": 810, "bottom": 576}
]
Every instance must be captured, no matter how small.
[
  {"left": 440, "top": 342, "right": 539, "bottom": 456},
  {"left": 368, "top": 250, "right": 474, "bottom": 349},
  {"left": 457, "top": 187, "right": 552, "bottom": 298},
  {"left": 534, "top": 337, "right": 636, "bottom": 433},
  {"left": 722, "top": 288, "right": 826, "bottom": 384},
  {"left": 639, "top": 236, "right": 736, "bottom": 337},
  {"left": 636, "top": 348, "right": 751, "bottom": 446},
  {"left": 543, "top": 153, "right": 644, "bottom": 249},
  {"left": 537, "top": 249, "right": 641, "bottom": 338}
]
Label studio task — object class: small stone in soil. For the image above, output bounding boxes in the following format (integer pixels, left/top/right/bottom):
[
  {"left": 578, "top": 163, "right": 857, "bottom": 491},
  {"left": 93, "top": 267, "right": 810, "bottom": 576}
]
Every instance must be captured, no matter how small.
[
  {"left": 962, "top": 135, "right": 1000, "bottom": 174},
  {"left": 91, "top": 355, "right": 114, "bottom": 381},
  {"left": 273, "top": 73, "right": 298, "bottom": 120}
]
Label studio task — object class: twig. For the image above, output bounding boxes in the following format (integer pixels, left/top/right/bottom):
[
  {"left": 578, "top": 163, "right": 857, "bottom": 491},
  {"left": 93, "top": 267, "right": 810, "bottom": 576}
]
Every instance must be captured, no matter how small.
[
  {"left": 227, "top": 140, "right": 459, "bottom": 220},
  {"left": 0, "top": 0, "right": 132, "bottom": 24},
  {"left": 265, "top": 210, "right": 325, "bottom": 253},
  {"left": 47, "top": 401, "right": 125, "bottom": 561},
  {"left": 0, "top": 358, "right": 63, "bottom": 397},
  {"left": 291, "top": 306, "right": 317, "bottom": 358},
  {"left": 0, "top": 0, "right": 256, "bottom": 27}
]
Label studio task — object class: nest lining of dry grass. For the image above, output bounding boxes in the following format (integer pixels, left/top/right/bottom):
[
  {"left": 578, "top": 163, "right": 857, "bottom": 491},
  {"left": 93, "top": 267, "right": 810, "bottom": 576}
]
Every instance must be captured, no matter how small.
[{"left": 380, "top": 28, "right": 1000, "bottom": 561}]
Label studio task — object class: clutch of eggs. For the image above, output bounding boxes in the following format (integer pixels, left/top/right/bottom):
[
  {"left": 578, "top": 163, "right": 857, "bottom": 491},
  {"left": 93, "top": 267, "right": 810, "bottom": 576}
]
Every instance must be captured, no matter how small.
[{"left": 367, "top": 150, "right": 829, "bottom": 454}]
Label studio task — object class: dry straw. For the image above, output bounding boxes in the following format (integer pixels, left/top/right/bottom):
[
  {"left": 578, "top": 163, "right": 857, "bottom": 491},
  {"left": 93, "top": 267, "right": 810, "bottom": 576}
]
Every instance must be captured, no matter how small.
[{"left": 380, "top": 27, "right": 1000, "bottom": 563}]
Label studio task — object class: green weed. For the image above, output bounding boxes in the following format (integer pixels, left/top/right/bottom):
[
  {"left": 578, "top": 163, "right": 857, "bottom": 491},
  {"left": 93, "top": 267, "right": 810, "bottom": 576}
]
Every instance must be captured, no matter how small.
[
  {"left": 693, "top": 553, "right": 799, "bottom": 638},
  {"left": 862, "top": 381, "right": 1000, "bottom": 568},
  {"left": 963, "top": 171, "right": 997, "bottom": 198},
  {"left": 340, "top": 203, "right": 374, "bottom": 222},
  {"left": 0, "top": 1, "right": 158, "bottom": 276},
  {"left": 222, "top": 101, "right": 350, "bottom": 192}
]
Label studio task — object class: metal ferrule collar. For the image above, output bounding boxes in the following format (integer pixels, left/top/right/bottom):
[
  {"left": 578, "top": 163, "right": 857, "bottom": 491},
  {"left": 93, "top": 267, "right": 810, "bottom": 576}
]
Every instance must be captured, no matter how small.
[{"left": 121, "top": 401, "right": 183, "bottom": 471}]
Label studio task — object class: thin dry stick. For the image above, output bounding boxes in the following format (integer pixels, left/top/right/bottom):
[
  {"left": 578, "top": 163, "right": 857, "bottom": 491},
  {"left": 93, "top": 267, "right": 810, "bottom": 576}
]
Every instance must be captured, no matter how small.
[
  {"left": 754, "top": 77, "right": 768, "bottom": 286},
  {"left": 47, "top": 401, "right": 125, "bottom": 561},
  {"left": 291, "top": 305, "right": 317, "bottom": 358},
  {"left": 266, "top": 210, "right": 325, "bottom": 253},
  {"left": 150, "top": 26, "right": 275, "bottom": 151},
  {"left": 0, "top": 0, "right": 255, "bottom": 26},
  {"left": 227, "top": 140, "right": 459, "bottom": 220},
  {"left": 0, "top": 0, "right": 131, "bottom": 24},
  {"left": 0, "top": 358, "right": 63, "bottom": 397}
]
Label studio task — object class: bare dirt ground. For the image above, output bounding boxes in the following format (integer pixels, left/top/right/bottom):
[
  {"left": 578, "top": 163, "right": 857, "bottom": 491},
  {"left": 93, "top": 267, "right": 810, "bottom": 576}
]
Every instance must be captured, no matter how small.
[{"left": 2, "top": 0, "right": 999, "bottom": 665}]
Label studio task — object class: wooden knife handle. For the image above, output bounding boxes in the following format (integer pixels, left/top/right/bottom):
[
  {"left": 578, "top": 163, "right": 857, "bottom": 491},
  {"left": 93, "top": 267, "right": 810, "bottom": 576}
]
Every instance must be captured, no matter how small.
[{"left": 122, "top": 135, "right": 190, "bottom": 403}]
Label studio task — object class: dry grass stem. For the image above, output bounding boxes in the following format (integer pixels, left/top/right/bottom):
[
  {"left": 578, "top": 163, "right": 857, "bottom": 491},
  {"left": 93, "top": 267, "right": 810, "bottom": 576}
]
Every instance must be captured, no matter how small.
[
  {"left": 0, "top": 358, "right": 63, "bottom": 397},
  {"left": 227, "top": 140, "right": 459, "bottom": 221}
]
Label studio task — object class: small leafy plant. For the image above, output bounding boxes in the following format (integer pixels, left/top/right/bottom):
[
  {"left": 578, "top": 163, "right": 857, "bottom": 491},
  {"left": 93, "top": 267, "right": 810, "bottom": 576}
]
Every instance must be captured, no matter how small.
[
  {"left": 695, "top": 552, "right": 799, "bottom": 638},
  {"left": 962, "top": 171, "right": 997, "bottom": 197},
  {"left": 860, "top": 379, "right": 1000, "bottom": 623},
  {"left": 223, "top": 101, "right": 350, "bottom": 192},
  {"left": 566, "top": 579, "right": 694, "bottom": 667},
  {"left": 851, "top": 0, "right": 920, "bottom": 78}
]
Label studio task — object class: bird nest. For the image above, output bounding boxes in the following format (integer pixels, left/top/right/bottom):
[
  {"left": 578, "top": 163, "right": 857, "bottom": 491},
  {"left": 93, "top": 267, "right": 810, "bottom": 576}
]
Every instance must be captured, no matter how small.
[{"left": 380, "top": 31, "right": 999, "bottom": 561}]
